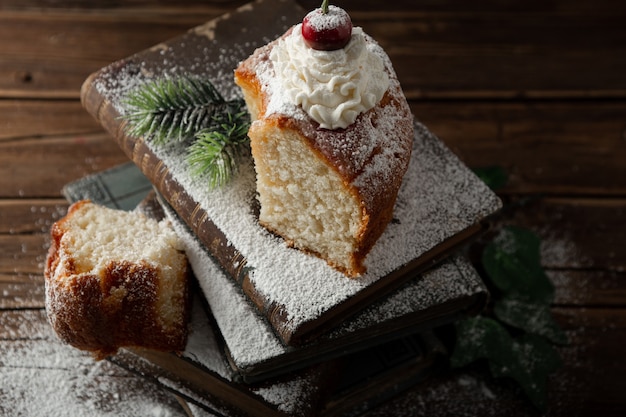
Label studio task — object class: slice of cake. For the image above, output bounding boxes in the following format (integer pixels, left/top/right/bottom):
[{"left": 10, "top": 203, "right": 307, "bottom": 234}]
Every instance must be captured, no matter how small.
[
  {"left": 235, "top": 3, "right": 414, "bottom": 277},
  {"left": 44, "top": 200, "right": 189, "bottom": 359}
]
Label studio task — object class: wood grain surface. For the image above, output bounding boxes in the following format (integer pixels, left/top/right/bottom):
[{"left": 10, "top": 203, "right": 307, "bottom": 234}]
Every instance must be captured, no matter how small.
[{"left": 1, "top": 0, "right": 624, "bottom": 416}]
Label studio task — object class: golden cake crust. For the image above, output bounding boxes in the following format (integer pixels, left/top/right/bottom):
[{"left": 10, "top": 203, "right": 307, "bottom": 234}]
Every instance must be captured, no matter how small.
[
  {"left": 44, "top": 200, "right": 190, "bottom": 359},
  {"left": 235, "top": 29, "right": 414, "bottom": 277}
]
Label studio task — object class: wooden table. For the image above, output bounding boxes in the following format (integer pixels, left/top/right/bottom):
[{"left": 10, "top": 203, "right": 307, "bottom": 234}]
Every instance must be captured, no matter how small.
[{"left": 1, "top": 0, "right": 624, "bottom": 415}]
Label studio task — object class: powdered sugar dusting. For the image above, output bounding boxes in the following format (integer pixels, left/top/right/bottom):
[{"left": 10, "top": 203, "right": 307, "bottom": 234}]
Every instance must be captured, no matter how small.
[
  {"left": 92, "top": 7, "right": 294, "bottom": 110},
  {"left": 363, "top": 371, "right": 533, "bottom": 417},
  {"left": 180, "top": 296, "right": 233, "bottom": 380},
  {"left": 251, "top": 373, "right": 317, "bottom": 414},
  {"left": 166, "top": 197, "right": 486, "bottom": 372},
  {"left": 0, "top": 310, "right": 186, "bottom": 417},
  {"left": 304, "top": 5, "right": 351, "bottom": 32},
  {"left": 166, "top": 205, "right": 288, "bottom": 367},
  {"left": 91, "top": 10, "right": 500, "bottom": 338},
  {"left": 328, "top": 256, "right": 485, "bottom": 338},
  {"left": 149, "top": 213, "right": 325, "bottom": 412},
  {"left": 118, "top": 118, "right": 499, "bottom": 337}
]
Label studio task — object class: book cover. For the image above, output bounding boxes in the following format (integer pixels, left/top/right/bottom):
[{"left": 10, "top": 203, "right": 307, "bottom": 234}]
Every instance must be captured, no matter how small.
[
  {"left": 163, "top": 194, "right": 485, "bottom": 384},
  {"left": 63, "top": 165, "right": 487, "bottom": 385},
  {"left": 61, "top": 173, "right": 449, "bottom": 417},
  {"left": 80, "top": 0, "right": 501, "bottom": 345},
  {"left": 111, "top": 293, "right": 445, "bottom": 417},
  {"left": 112, "top": 294, "right": 332, "bottom": 417}
]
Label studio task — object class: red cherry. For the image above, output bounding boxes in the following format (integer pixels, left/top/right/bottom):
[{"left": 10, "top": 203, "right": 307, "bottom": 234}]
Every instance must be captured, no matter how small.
[{"left": 301, "top": 4, "right": 352, "bottom": 51}]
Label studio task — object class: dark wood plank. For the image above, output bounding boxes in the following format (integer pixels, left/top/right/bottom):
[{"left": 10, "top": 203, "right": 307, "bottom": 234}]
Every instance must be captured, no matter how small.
[
  {"left": 0, "top": 200, "right": 67, "bottom": 309},
  {"left": 0, "top": 273, "right": 45, "bottom": 309},
  {"left": 0, "top": 0, "right": 247, "bottom": 10},
  {"left": 411, "top": 101, "right": 626, "bottom": 196},
  {"left": 0, "top": 199, "right": 65, "bottom": 309},
  {"left": 0, "top": 199, "right": 68, "bottom": 234},
  {"left": 2, "top": 0, "right": 625, "bottom": 14},
  {"left": 1, "top": 1, "right": 625, "bottom": 99},
  {"left": 372, "top": 13, "right": 626, "bottom": 99},
  {"left": 333, "top": 0, "right": 626, "bottom": 14},
  {"left": 550, "top": 269, "right": 626, "bottom": 308},
  {"left": 0, "top": 234, "right": 48, "bottom": 275},
  {"left": 549, "top": 307, "right": 626, "bottom": 415},
  {"left": 361, "top": 306, "right": 626, "bottom": 417},
  {"left": 0, "top": 133, "right": 128, "bottom": 198},
  {"left": 0, "top": 11, "right": 221, "bottom": 98},
  {"left": 361, "top": 367, "right": 536, "bottom": 417},
  {"left": 0, "top": 100, "right": 100, "bottom": 142},
  {"left": 505, "top": 198, "right": 626, "bottom": 273},
  {"left": 483, "top": 197, "right": 626, "bottom": 308}
]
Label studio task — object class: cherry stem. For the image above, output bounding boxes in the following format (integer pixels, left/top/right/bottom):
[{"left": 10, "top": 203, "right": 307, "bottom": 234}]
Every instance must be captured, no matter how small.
[{"left": 321, "top": 0, "right": 329, "bottom": 14}]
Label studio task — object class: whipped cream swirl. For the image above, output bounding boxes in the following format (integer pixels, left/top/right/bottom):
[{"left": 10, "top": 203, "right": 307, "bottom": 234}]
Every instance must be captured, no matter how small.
[{"left": 269, "top": 24, "right": 389, "bottom": 130}]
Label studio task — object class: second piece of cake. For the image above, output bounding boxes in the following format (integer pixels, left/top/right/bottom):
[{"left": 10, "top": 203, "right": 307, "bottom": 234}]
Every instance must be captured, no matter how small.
[{"left": 44, "top": 200, "right": 190, "bottom": 359}]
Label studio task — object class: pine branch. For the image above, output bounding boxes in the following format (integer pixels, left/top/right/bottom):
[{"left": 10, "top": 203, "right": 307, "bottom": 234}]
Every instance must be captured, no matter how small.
[
  {"left": 122, "top": 76, "right": 242, "bottom": 145},
  {"left": 187, "top": 110, "right": 251, "bottom": 189},
  {"left": 122, "top": 75, "right": 252, "bottom": 189}
]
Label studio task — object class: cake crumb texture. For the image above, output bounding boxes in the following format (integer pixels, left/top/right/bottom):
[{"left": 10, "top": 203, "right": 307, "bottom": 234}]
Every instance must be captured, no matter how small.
[{"left": 235, "top": 29, "right": 414, "bottom": 277}]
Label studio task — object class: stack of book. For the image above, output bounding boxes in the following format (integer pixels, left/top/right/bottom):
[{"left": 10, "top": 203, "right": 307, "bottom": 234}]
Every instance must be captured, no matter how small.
[{"left": 74, "top": 0, "right": 502, "bottom": 415}]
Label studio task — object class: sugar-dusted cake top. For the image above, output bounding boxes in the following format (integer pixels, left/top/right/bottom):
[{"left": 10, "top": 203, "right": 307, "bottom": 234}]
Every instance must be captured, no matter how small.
[
  {"left": 269, "top": 24, "right": 389, "bottom": 129},
  {"left": 237, "top": 27, "right": 414, "bottom": 210}
]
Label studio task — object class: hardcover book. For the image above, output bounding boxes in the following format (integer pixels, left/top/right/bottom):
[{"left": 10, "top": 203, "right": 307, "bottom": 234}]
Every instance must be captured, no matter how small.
[
  {"left": 163, "top": 194, "right": 485, "bottom": 384},
  {"left": 80, "top": 0, "right": 501, "bottom": 346},
  {"left": 62, "top": 176, "right": 450, "bottom": 417},
  {"left": 111, "top": 294, "right": 446, "bottom": 417},
  {"left": 63, "top": 159, "right": 489, "bottom": 385}
]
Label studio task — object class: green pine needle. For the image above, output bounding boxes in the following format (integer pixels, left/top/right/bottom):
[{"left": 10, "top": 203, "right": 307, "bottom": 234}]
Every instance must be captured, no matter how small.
[
  {"left": 122, "top": 75, "right": 252, "bottom": 189},
  {"left": 122, "top": 76, "right": 241, "bottom": 145},
  {"left": 187, "top": 111, "right": 251, "bottom": 189}
]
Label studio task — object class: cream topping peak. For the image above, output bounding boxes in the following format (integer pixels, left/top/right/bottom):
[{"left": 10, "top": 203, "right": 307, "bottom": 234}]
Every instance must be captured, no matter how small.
[{"left": 269, "top": 24, "right": 389, "bottom": 130}]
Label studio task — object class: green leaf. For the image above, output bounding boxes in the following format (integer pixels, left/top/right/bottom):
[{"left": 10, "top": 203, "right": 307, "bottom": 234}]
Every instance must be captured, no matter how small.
[
  {"left": 453, "top": 225, "right": 567, "bottom": 410},
  {"left": 452, "top": 317, "right": 563, "bottom": 410},
  {"left": 482, "top": 226, "right": 554, "bottom": 304},
  {"left": 473, "top": 166, "right": 508, "bottom": 190},
  {"left": 494, "top": 296, "right": 568, "bottom": 345},
  {"left": 450, "top": 316, "right": 515, "bottom": 368},
  {"left": 489, "top": 334, "right": 563, "bottom": 410}
]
